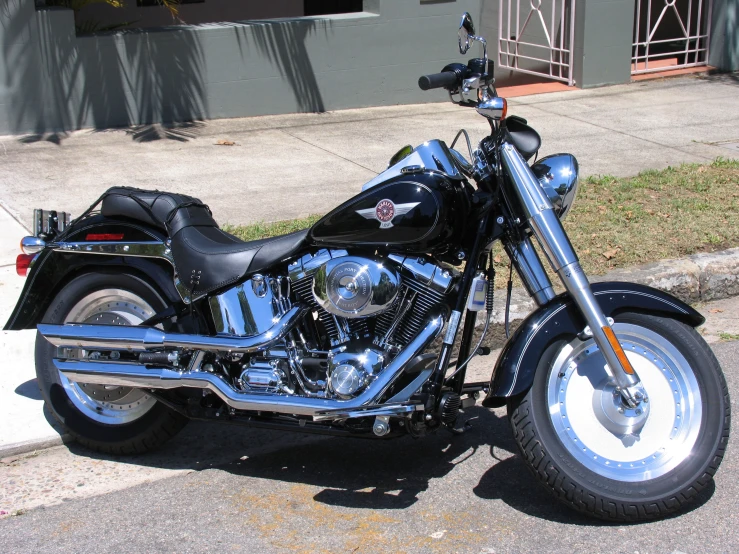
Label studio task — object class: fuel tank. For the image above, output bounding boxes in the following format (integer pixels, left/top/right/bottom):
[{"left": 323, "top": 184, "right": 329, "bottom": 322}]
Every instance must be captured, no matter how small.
[
  {"left": 310, "top": 170, "right": 472, "bottom": 255},
  {"left": 310, "top": 139, "right": 473, "bottom": 254}
]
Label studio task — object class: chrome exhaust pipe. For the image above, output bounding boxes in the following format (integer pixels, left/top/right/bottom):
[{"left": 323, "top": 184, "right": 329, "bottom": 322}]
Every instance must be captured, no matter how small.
[
  {"left": 38, "top": 305, "right": 307, "bottom": 353},
  {"left": 53, "top": 314, "right": 446, "bottom": 418}
]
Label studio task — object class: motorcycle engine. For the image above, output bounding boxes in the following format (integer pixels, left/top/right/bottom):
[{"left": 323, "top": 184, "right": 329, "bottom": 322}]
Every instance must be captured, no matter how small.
[
  {"left": 286, "top": 250, "right": 454, "bottom": 399},
  {"left": 312, "top": 256, "right": 401, "bottom": 318}
]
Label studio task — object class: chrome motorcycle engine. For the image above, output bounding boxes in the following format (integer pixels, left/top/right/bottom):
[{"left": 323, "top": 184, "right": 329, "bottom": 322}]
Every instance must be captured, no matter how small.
[
  {"left": 283, "top": 250, "right": 454, "bottom": 399},
  {"left": 312, "top": 256, "right": 400, "bottom": 318},
  {"left": 327, "top": 348, "right": 385, "bottom": 398},
  {"left": 210, "top": 250, "right": 454, "bottom": 402},
  {"left": 237, "top": 358, "right": 288, "bottom": 393}
]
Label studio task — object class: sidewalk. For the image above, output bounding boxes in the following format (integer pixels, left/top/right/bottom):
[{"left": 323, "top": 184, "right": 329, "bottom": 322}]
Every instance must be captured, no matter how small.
[
  {"left": 0, "top": 207, "right": 69, "bottom": 457},
  {"left": 0, "top": 73, "right": 737, "bottom": 457},
  {"left": 0, "top": 73, "right": 737, "bottom": 228}
]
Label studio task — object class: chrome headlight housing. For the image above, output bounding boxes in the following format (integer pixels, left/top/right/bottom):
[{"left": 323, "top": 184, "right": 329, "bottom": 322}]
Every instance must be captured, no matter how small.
[{"left": 532, "top": 154, "right": 579, "bottom": 220}]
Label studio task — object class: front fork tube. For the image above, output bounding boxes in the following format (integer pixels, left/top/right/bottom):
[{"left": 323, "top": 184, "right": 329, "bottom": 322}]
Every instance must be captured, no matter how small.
[{"left": 500, "top": 141, "right": 642, "bottom": 404}]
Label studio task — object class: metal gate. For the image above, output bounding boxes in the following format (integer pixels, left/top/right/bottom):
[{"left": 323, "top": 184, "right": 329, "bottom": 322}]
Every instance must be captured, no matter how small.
[
  {"left": 498, "top": 0, "right": 577, "bottom": 86},
  {"left": 632, "top": 0, "right": 713, "bottom": 74}
]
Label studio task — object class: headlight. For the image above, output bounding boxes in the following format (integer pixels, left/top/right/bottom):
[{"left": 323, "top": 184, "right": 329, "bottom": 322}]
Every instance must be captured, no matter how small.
[{"left": 532, "top": 154, "right": 579, "bottom": 220}]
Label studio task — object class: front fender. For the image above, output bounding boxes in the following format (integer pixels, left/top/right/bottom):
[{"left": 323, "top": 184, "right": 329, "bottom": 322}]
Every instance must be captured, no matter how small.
[{"left": 482, "top": 281, "right": 704, "bottom": 407}]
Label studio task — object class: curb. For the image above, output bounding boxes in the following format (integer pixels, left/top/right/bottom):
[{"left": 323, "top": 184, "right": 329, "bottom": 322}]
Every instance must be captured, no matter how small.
[
  {"left": 500, "top": 246, "right": 739, "bottom": 325},
  {"left": 0, "top": 434, "right": 74, "bottom": 460},
  {"left": 3, "top": 248, "right": 738, "bottom": 458},
  {"left": 470, "top": 247, "right": 739, "bottom": 351}
]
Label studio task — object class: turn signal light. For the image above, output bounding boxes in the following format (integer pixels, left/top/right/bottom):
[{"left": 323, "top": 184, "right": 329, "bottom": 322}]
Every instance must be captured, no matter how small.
[
  {"left": 501, "top": 98, "right": 508, "bottom": 120},
  {"left": 602, "top": 326, "right": 635, "bottom": 375},
  {"left": 16, "top": 253, "right": 36, "bottom": 277}
]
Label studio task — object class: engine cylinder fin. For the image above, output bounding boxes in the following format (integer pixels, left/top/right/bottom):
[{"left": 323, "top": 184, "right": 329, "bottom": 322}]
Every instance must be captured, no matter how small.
[
  {"left": 373, "top": 295, "right": 402, "bottom": 339},
  {"left": 395, "top": 279, "right": 446, "bottom": 346},
  {"left": 292, "top": 275, "right": 340, "bottom": 341},
  {"left": 291, "top": 257, "right": 450, "bottom": 349}
]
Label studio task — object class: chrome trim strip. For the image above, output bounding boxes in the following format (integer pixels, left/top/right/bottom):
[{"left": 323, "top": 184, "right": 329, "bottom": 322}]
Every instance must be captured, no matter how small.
[
  {"left": 53, "top": 240, "right": 172, "bottom": 260},
  {"left": 51, "top": 314, "right": 445, "bottom": 418},
  {"left": 49, "top": 240, "right": 192, "bottom": 304}
]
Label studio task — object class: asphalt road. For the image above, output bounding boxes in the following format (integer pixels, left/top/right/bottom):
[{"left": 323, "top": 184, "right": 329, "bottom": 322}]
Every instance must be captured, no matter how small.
[{"left": 0, "top": 338, "right": 736, "bottom": 553}]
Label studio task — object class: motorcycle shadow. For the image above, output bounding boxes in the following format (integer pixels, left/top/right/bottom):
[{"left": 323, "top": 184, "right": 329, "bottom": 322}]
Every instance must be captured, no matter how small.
[{"left": 67, "top": 406, "right": 715, "bottom": 525}]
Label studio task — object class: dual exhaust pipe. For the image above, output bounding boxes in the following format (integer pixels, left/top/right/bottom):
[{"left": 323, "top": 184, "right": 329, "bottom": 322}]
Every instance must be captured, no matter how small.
[
  {"left": 39, "top": 305, "right": 308, "bottom": 354},
  {"left": 39, "top": 308, "right": 445, "bottom": 419}
]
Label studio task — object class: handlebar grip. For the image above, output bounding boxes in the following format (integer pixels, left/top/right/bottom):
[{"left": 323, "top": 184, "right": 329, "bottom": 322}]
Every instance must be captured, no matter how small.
[{"left": 418, "top": 71, "right": 459, "bottom": 91}]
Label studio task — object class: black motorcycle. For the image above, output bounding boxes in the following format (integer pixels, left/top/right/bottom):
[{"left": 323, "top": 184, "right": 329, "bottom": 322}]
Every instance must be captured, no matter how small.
[{"left": 7, "top": 13, "right": 729, "bottom": 522}]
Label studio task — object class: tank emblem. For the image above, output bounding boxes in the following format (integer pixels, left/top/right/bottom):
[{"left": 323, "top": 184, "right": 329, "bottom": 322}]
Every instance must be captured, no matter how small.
[{"left": 356, "top": 200, "right": 420, "bottom": 229}]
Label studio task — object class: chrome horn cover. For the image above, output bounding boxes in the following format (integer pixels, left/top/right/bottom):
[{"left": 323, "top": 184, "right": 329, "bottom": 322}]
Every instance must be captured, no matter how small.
[{"left": 531, "top": 153, "right": 579, "bottom": 220}]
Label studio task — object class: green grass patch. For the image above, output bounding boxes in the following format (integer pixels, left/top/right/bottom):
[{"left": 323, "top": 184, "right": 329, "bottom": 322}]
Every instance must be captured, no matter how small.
[
  {"left": 222, "top": 215, "right": 322, "bottom": 242},
  {"left": 560, "top": 157, "right": 739, "bottom": 276},
  {"left": 224, "top": 158, "right": 739, "bottom": 280}
]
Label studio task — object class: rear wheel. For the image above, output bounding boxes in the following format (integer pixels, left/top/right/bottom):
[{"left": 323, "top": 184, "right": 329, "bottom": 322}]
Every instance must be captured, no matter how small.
[
  {"left": 36, "top": 272, "right": 188, "bottom": 454},
  {"left": 508, "top": 312, "right": 730, "bottom": 521}
]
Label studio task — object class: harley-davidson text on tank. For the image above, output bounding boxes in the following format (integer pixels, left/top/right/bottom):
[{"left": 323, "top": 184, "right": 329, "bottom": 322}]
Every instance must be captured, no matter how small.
[{"left": 356, "top": 199, "right": 420, "bottom": 229}]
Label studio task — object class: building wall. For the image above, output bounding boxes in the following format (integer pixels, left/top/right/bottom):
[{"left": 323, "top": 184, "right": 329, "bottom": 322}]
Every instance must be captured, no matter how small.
[
  {"left": 1, "top": 0, "right": 736, "bottom": 136},
  {"left": 78, "top": 0, "right": 307, "bottom": 30},
  {"left": 571, "top": 0, "right": 636, "bottom": 87},
  {"left": 0, "top": 0, "right": 483, "bottom": 135},
  {"left": 709, "top": 0, "right": 739, "bottom": 71}
]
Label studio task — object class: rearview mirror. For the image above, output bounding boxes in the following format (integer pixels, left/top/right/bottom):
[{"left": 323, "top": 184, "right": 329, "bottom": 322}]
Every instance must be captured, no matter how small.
[{"left": 458, "top": 12, "right": 475, "bottom": 55}]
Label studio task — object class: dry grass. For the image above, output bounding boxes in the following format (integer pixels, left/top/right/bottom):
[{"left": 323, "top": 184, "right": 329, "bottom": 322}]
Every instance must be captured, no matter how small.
[
  {"left": 225, "top": 158, "right": 739, "bottom": 280},
  {"left": 561, "top": 157, "right": 739, "bottom": 275}
]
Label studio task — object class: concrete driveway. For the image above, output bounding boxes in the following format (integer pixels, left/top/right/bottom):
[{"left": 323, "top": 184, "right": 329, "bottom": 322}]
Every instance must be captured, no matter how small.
[{"left": 1, "top": 73, "right": 738, "bottom": 229}]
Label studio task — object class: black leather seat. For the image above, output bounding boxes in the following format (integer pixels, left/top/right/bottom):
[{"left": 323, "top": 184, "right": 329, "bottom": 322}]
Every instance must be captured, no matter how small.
[
  {"left": 100, "top": 187, "right": 309, "bottom": 295},
  {"left": 169, "top": 226, "right": 309, "bottom": 295}
]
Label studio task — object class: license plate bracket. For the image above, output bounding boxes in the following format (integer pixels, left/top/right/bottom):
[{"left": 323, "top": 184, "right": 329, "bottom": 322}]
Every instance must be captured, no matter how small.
[{"left": 33, "top": 209, "right": 71, "bottom": 238}]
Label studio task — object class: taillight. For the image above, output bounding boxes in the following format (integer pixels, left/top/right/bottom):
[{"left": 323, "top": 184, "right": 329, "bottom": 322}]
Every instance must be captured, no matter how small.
[
  {"left": 85, "top": 233, "right": 124, "bottom": 241},
  {"left": 16, "top": 253, "right": 36, "bottom": 277}
]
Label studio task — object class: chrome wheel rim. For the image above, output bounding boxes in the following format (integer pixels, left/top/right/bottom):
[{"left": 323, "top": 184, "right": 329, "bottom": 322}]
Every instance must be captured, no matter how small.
[
  {"left": 547, "top": 323, "right": 702, "bottom": 482},
  {"left": 59, "top": 289, "right": 158, "bottom": 425}
]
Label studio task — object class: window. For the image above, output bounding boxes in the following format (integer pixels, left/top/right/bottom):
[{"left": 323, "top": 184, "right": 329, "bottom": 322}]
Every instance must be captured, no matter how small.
[
  {"left": 137, "top": 0, "right": 203, "bottom": 6},
  {"left": 304, "top": 1, "right": 363, "bottom": 16}
]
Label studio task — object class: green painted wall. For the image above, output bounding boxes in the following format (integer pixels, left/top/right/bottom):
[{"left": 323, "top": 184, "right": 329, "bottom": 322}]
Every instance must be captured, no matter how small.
[
  {"left": 710, "top": 0, "right": 739, "bottom": 71},
  {"left": 0, "top": 0, "right": 483, "bottom": 135},
  {"left": 572, "top": 0, "right": 636, "bottom": 87}
]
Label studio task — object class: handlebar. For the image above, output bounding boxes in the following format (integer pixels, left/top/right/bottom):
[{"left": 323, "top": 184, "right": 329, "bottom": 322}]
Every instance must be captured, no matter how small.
[{"left": 418, "top": 71, "right": 459, "bottom": 91}]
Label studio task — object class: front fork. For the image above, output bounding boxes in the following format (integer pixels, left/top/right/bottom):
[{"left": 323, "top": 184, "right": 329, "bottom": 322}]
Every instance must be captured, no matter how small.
[{"left": 500, "top": 141, "right": 644, "bottom": 407}]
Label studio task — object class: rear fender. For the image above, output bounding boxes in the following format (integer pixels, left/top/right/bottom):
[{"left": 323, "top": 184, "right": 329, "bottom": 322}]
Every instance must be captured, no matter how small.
[
  {"left": 4, "top": 218, "right": 181, "bottom": 330},
  {"left": 482, "top": 281, "right": 705, "bottom": 407}
]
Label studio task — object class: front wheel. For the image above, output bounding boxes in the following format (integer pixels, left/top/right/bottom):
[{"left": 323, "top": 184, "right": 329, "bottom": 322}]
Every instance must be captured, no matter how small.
[{"left": 508, "top": 312, "right": 730, "bottom": 521}]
